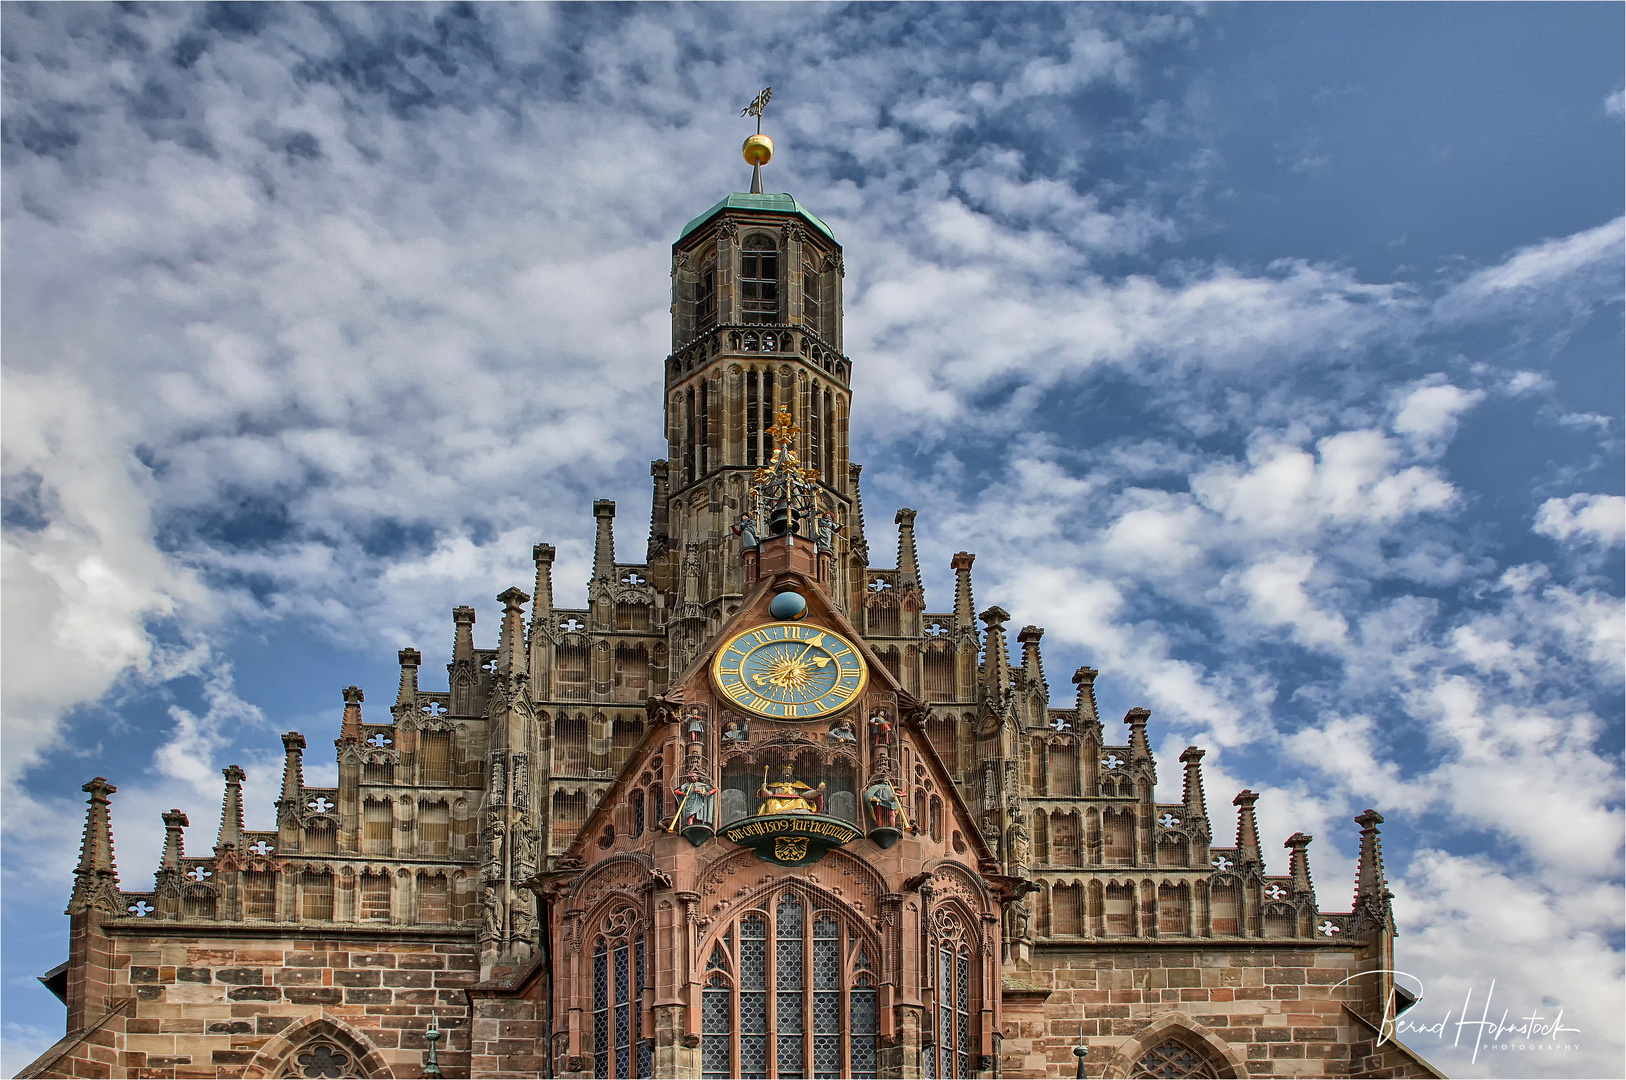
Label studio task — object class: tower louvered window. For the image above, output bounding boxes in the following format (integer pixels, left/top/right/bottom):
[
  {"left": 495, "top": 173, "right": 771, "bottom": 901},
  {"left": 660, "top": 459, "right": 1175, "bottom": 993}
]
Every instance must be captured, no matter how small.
[
  {"left": 741, "top": 235, "right": 779, "bottom": 322},
  {"left": 697, "top": 894, "right": 878, "bottom": 1079},
  {"left": 591, "top": 907, "right": 649, "bottom": 1079}
]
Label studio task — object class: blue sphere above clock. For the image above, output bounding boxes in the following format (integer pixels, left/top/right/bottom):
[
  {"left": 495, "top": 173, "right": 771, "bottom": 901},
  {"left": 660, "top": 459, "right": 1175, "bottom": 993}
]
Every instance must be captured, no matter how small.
[{"left": 768, "top": 590, "right": 808, "bottom": 620}]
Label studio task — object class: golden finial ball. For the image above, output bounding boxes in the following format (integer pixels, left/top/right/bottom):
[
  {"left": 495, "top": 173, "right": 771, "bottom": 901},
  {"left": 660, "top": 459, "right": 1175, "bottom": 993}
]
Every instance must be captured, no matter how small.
[{"left": 743, "top": 133, "right": 774, "bottom": 167}]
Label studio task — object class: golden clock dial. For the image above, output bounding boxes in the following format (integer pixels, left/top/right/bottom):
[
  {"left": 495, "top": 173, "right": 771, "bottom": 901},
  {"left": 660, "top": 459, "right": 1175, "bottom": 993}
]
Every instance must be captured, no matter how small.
[{"left": 712, "top": 622, "right": 868, "bottom": 720}]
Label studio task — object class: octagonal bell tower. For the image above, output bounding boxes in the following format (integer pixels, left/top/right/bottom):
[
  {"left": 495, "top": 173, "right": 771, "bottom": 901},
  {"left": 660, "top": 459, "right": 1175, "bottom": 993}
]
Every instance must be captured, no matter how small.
[{"left": 651, "top": 116, "right": 864, "bottom": 662}]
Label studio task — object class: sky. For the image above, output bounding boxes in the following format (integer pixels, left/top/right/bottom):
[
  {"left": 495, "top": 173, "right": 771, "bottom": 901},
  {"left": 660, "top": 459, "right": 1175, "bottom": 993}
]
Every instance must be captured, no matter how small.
[{"left": 2, "top": 3, "right": 1621, "bottom": 1076}]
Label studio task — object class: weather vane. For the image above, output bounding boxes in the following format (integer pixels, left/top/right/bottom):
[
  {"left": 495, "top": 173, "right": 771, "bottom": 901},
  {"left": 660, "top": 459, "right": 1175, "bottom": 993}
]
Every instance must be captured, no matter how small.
[
  {"left": 742, "top": 86, "right": 773, "bottom": 131},
  {"left": 741, "top": 86, "right": 774, "bottom": 194}
]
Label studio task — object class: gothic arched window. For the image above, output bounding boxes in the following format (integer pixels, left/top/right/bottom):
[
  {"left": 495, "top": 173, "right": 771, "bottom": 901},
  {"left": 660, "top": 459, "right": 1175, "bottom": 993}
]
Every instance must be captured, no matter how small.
[
  {"left": 699, "top": 893, "right": 878, "bottom": 1079},
  {"left": 925, "top": 909, "right": 977, "bottom": 1079},
  {"left": 741, "top": 235, "right": 779, "bottom": 322},
  {"left": 591, "top": 906, "right": 650, "bottom": 1079},
  {"left": 1132, "top": 1036, "right": 1227, "bottom": 1079}
]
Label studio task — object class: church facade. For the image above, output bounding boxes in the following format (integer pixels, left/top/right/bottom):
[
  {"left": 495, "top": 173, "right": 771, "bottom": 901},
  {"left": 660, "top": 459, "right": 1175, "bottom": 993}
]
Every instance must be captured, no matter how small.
[{"left": 24, "top": 177, "right": 1444, "bottom": 1080}]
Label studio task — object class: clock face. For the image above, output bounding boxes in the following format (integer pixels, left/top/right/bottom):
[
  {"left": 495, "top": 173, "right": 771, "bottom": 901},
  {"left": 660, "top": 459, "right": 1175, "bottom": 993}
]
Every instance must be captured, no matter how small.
[{"left": 713, "top": 622, "right": 868, "bottom": 720}]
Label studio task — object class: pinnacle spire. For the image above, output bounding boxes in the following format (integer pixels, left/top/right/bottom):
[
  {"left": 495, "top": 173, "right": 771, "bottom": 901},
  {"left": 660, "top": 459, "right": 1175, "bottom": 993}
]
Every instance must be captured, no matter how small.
[
  {"left": 951, "top": 552, "right": 976, "bottom": 625},
  {"left": 396, "top": 648, "right": 422, "bottom": 709},
  {"left": 452, "top": 606, "right": 477, "bottom": 664},
  {"left": 531, "top": 544, "right": 556, "bottom": 632},
  {"left": 1072, "top": 666, "right": 1100, "bottom": 726},
  {"left": 497, "top": 587, "right": 532, "bottom": 679},
  {"left": 338, "top": 686, "right": 365, "bottom": 743},
  {"left": 980, "top": 607, "right": 1012, "bottom": 697},
  {"left": 592, "top": 500, "right": 617, "bottom": 583},
  {"left": 161, "top": 809, "right": 189, "bottom": 871},
  {"left": 895, "top": 509, "right": 920, "bottom": 593},
  {"left": 215, "top": 765, "right": 246, "bottom": 852},
  {"left": 1018, "top": 625, "right": 1047, "bottom": 695},
  {"left": 1285, "top": 831, "right": 1316, "bottom": 903},
  {"left": 1124, "top": 707, "right": 1152, "bottom": 762},
  {"left": 1179, "top": 747, "right": 1208, "bottom": 822},
  {"left": 1234, "top": 789, "right": 1261, "bottom": 867},
  {"left": 1354, "top": 809, "right": 1392, "bottom": 925},
  {"left": 279, "top": 732, "right": 306, "bottom": 804},
  {"left": 68, "top": 777, "right": 120, "bottom": 914}
]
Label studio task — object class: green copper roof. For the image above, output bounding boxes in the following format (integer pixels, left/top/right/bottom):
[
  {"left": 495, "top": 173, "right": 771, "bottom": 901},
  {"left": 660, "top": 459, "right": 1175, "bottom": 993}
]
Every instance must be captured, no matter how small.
[{"left": 678, "top": 193, "right": 838, "bottom": 245}]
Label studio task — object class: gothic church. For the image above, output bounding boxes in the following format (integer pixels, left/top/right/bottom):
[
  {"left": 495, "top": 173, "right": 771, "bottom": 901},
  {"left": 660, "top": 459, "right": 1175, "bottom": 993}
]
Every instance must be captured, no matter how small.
[{"left": 24, "top": 130, "right": 1445, "bottom": 1080}]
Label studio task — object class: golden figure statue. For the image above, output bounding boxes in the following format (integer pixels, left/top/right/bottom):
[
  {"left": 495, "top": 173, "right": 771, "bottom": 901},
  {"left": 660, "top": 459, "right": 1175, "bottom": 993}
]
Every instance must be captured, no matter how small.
[{"left": 757, "top": 764, "right": 826, "bottom": 816}]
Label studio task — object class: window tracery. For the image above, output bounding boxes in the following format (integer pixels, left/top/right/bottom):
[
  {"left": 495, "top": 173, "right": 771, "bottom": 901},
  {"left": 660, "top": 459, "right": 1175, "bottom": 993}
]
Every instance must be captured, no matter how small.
[
  {"left": 926, "top": 907, "right": 976, "bottom": 1079},
  {"left": 284, "top": 1042, "right": 352, "bottom": 1078},
  {"left": 1131, "top": 1036, "right": 1226, "bottom": 1078},
  {"left": 699, "top": 892, "right": 877, "bottom": 1079},
  {"left": 591, "top": 905, "right": 649, "bottom": 1079}
]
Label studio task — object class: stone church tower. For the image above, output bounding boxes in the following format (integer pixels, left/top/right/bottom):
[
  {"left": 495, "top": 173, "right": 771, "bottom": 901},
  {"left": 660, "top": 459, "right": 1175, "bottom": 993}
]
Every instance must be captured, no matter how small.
[{"left": 23, "top": 125, "right": 1444, "bottom": 1080}]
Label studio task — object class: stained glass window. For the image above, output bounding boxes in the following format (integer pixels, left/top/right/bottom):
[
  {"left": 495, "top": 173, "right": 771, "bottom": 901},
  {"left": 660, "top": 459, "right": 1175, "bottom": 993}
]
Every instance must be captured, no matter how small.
[
  {"left": 701, "top": 897, "right": 880, "bottom": 1079},
  {"left": 702, "top": 975, "right": 733, "bottom": 1079},
  {"left": 741, "top": 916, "right": 768, "bottom": 1080},
  {"left": 590, "top": 909, "right": 647, "bottom": 1079},
  {"left": 929, "top": 912, "right": 977, "bottom": 1078},
  {"left": 594, "top": 943, "right": 609, "bottom": 1079}
]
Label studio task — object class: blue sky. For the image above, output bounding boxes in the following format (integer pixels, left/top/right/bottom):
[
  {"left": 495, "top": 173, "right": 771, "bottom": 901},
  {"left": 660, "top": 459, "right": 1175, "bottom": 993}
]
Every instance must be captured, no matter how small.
[{"left": 3, "top": 4, "right": 1621, "bottom": 1076}]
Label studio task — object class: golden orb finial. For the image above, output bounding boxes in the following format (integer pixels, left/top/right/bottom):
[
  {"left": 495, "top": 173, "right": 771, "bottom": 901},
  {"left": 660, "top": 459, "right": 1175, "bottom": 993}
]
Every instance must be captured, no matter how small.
[{"left": 743, "top": 133, "right": 774, "bottom": 167}]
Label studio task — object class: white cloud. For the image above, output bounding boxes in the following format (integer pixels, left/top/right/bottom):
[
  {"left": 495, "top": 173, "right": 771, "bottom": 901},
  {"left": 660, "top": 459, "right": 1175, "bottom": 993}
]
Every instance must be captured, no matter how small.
[
  {"left": 1435, "top": 217, "right": 1625, "bottom": 320},
  {"left": 1391, "top": 380, "right": 1485, "bottom": 449},
  {"left": 1534, "top": 493, "right": 1626, "bottom": 549}
]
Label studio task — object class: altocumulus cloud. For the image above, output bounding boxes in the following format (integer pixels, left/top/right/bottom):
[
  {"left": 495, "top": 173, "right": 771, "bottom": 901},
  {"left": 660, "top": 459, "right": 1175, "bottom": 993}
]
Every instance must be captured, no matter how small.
[{"left": 2, "top": 4, "right": 1621, "bottom": 1077}]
